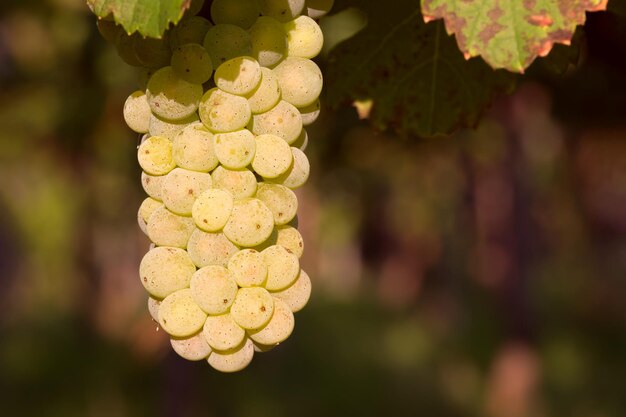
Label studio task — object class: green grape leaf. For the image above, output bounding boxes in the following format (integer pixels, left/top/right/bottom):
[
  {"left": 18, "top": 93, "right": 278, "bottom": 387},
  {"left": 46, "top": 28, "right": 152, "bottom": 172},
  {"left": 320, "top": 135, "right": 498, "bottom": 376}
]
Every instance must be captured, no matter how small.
[
  {"left": 421, "top": 0, "right": 608, "bottom": 72},
  {"left": 326, "top": 0, "right": 516, "bottom": 137},
  {"left": 87, "top": 0, "right": 191, "bottom": 38}
]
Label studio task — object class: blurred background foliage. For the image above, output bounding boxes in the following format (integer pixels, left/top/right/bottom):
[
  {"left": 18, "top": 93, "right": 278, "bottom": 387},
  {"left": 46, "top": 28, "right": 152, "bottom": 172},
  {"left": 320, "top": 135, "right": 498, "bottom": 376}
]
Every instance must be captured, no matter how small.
[{"left": 0, "top": 1, "right": 625, "bottom": 417}]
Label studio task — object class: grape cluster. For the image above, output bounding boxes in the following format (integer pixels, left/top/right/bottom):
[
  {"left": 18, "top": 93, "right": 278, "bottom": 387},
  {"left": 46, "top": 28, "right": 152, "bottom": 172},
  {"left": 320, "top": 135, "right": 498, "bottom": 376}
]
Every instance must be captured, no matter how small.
[{"left": 98, "top": 0, "right": 331, "bottom": 372}]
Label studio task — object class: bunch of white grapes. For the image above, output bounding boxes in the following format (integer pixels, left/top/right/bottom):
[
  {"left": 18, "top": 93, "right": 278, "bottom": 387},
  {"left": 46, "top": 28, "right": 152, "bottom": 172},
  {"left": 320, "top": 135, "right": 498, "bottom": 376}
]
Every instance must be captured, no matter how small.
[{"left": 97, "top": 0, "right": 333, "bottom": 372}]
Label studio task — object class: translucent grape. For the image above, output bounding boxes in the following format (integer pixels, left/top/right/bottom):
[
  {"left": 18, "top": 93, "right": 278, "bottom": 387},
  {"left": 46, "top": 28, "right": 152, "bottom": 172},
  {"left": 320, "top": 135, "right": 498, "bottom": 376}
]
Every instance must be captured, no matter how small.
[
  {"left": 161, "top": 168, "right": 213, "bottom": 215},
  {"left": 273, "top": 57, "right": 322, "bottom": 107},
  {"left": 199, "top": 88, "right": 251, "bottom": 133},
  {"left": 123, "top": 91, "right": 151, "bottom": 133},
  {"left": 251, "top": 134, "right": 293, "bottom": 178},
  {"left": 298, "top": 99, "right": 320, "bottom": 126},
  {"left": 259, "top": 0, "right": 305, "bottom": 22},
  {"left": 272, "top": 224, "right": 304, "bottom": 258},
  {"left": 137, "top": 136, "right": 176, "bottom": 176},
  {"left": 138, "top": 197, "right": 163, "bottom": 235},
  {"left": 192, "top": 189, "right": 234, "bottom": 232},
  {"left": 207, "top": 337, "right": 254, "bottom": 372},
  {"left": 211, "top": 166, "right": 257, "bottom": 199},
  {"left": 187, "top": 229, "right": 239, "bottom": 268},
  {"left": 169, "top": 16, "right": 213, "bottom": 49},
  {"left": 250, "top": 16, "right": 288, "bottom": 68},
  {"left": 202, "top": 313, "right": 246, "bottom": 351},
  {"left": 148, "top": 296, "right": 161, "bottom": 321},
  {"left": 291, "top": 128, "right": 308, "bottom": 151},
  {"left": 203, "top": 24, "right": 252, "bottom": 66},
  {"left": 223, "top": 198, "right": 275, "bottom": 247},
  {"left": 149, "top": 113, "right": 199, "bottom": 140},
  {"left": 146, "top": 205, "right": 196, "bottom": 248},
  {"left": 284, "top": 15, "right": 323, "bottom": 59},
  {"left": 230, "top": 287, "right": 274, "bottom": 329},
  {"left": 138, "top": 197, "right": 163, "bottom": 224},
  {"left": 214, "top": 56, "right": 262, "bottom": 96},
  {"left": 252, "top": 228, "right": 277, "bottom": 252},
  {"left": 252, "top": 341, "right": 277, "bottom": 352},
  {"left": 114, "top": 31, "right": 143, "bottom": 67},
  {"left": 171, "top": 43, "right": 214, "bottom": 85},
  {"left": 306, "top": 0, "right": 334, "bottom": 19},
  {"left": 146, "top": 66, "right": 203, "bottom": 121},
  {"left": 246, "top": 67, "right": 281, "bottom": 114},
  {"left": 248, "top": 298, "right": 294, "bottom": 345},
  {"left": 210, "top": 0, "right": 260, "bottom": 29},
  {"left": 262, "top": 245, "right": 300, "bottom": 290},
  {"left": 158, "top": 288, "right": 208, "bottom": 338},
  {"left": 172, "top": 123, "right": 219, "bottom": 172},
  {"left": 187, "top": 0, "right": 206, "bottom": 17},
  {"left": 270, "top": 269, "right": 310, "bottom": 312},
  {"left": 133, "top": 33, "right": 172, "bottom": 68},
  {"left": 139, "top": 246, "right": 196, "bottom": 299},
  {"left": 213, "top": 129, "right": 256, "bottom": 169},
  {"left": 256, "top": 183, "right": 298, "bottom": 225},
  {"left": 170, "top": 332, "right": 212, "bottom": 361},
  {"left": 249, "top": 100, "right": 303, "bottom": 144},
  {"left": 190, "top": 265, "right": 238, "bottom": 314},
  {"left": 272, "top": 146, "right": 310, "bottom": 189},
  {"left": 227, "top": 249, "right": 268, "bottom": 287},
  {"left": 253, "top": 218, "right": 299, "bottom": 252}
]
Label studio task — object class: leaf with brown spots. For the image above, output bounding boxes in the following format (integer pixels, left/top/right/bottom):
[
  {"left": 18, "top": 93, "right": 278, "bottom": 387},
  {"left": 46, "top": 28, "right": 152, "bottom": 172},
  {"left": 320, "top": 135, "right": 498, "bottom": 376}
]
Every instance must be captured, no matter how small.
[
  {"left": 421, "top": 0, "right": 608, "bottom": 72},
  {"left": 326, "top": 0, "right": 515, "bottom": 137},
  {"left": 87, "top": 0, "right": 192, "bottom": 38}
]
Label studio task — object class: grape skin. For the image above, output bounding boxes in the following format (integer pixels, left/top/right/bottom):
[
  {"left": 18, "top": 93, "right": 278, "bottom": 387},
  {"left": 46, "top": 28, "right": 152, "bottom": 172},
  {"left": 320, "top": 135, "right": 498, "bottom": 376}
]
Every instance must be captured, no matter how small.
[
  {"left": 214, "top": 56, "right": 262, "bottom": 96},
  {"left": 284, "top": 15, "right": 324, "bottom": 59},
  {"left": 137, "top": 136, "right": 176, "bottom": 176},
  {"left": 249, "top": 16, "right": 288, "bottom": 67},
  {"left": 169, "top": 16, "right": 213, "bottom": 49},
  {"left": 228, "top": 249, "right": 268, "bottom": 287},
  {"left": 190, "top": 265, "right": 238, "bottom": 315},
  {"left": 146, "top": 205, "right": 196, "bottom": 248},
  {"left": 123, "top": 91, "right": 151, "bottom": 133},
  {"left": 262, "top": 245, "right": 300, "bottom": 291},
  {"left": 207, "top": 337, "right": 255, "bottom": 373},
  {"left": 198, "top": 87, "right": 252, "bottom": 133},
  {"left": 246, "top": 67, "right": 281, "bottom": 114},
  {"left": 251, "top": 134, "right": 294, "bottom": 178},
  {"left": 249, "top": 100, "right": 303, "bottom": 144},
  {"left": 203, "top": 313, "right": 246, "bottom": 351},
  {"left": 270, "top": 269, "right": 311, "bottom": 312},
  {"left": 187, "top": 229, "right": 239, "bottom": 268},
  {"left": 146, "top": 66, "right": 203, "bottom": 121},
  {"left": 230, "top": 287, "right": 275, "bottom": 330},
  {"left": 139, "top": 247, "right": 196, "bottom": 299},
  {"left": 273, "top": 57, "right": 323, "bottom": 108},
  {"left": 171, "top": 43, "right": 214, "bottom": 85},
  {"left": 211, "top": 0, "right": 260, "bottom": 29},
  {"left": 172, "top": 123, "right": 219, "bottom": 172},
  {"left": 161, "top": 168, "right": 213, "bottom": 216},
  {"left": 171, "top": 332, "right": 213, "bottom": 361},
  {"left": 248, "top": 298, "right": 295, "bottom": 345},
  {"left": 192, "top": 189, "right": 234, "bottom": 232},
  {"left": 158, "top": 288, "right": 208, "bottom": 338},
  {"left": 223, "top": 198, "right": 276, "bottom": 247}
]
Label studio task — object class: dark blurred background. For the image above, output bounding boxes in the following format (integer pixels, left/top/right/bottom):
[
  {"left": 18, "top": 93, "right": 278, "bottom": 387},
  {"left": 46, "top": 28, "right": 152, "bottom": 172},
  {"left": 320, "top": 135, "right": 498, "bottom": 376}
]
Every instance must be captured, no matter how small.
[{"left": 0, "top": 1, "right": 625, "bottom": 416}]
